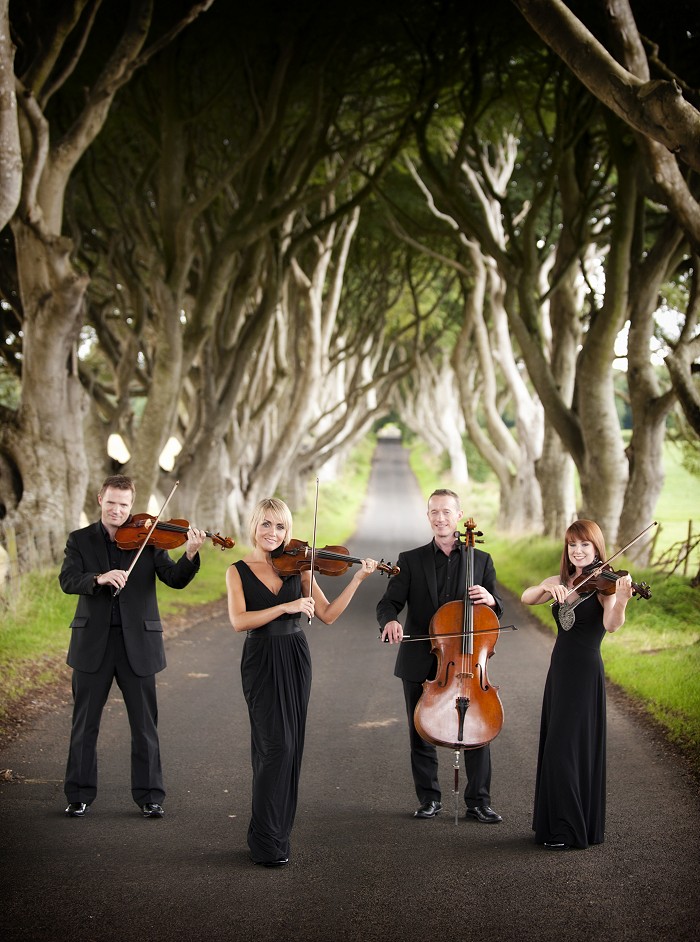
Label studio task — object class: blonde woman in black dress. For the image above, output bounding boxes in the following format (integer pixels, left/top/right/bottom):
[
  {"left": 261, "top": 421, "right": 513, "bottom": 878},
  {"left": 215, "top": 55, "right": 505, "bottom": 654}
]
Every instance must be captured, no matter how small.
[
  {"left": 521, "top": 519, "right": 633, "bottom": 851},
  {"left": 226, "top": 498, "right": 378, "bottom": 867}
]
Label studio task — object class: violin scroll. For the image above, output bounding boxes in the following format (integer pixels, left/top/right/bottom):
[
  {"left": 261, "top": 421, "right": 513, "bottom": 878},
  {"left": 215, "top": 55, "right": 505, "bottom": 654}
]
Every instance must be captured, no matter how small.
[
  {"left": 210, "top": 532, "right": 235, "bottom": 550},
  {"left": 378, "top": 558, "right": 400, "bottom": 577}
]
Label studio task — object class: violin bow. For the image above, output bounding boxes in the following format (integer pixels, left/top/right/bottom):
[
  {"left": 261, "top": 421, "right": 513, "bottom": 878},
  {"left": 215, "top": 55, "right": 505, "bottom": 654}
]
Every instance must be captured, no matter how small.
[
  {"left": 381, "top": 625, "right": 518, "bottom": 643},
  {"left": 113, "top": 480, "right": 179, "bottom": 597},
  {"left": 554, "top": 520, "right": 658, "bottom": 604},
  {"left": 307, "top": 476, "right": 320, "bottom": 623}
]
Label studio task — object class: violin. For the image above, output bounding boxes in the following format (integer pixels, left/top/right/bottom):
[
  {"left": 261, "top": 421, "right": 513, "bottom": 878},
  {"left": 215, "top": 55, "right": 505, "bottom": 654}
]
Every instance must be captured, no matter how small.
[
  {"left": 414, "top": 519, "right": 504, "bottom": 753},
  {"left": 573, "top": 561, "right": 651, "bottom": 599},
  {"left": 270, "top": 539, "right": 399, "bottom": 577},
  {"left": 115, "top": 513, "right": 235, "bottom": 551}
]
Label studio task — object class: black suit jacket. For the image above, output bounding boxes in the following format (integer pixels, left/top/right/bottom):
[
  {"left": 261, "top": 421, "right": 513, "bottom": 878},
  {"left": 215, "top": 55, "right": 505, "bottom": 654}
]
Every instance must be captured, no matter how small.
[
  {"left": 59, "top": 521, "right": 200, "bottom": 677},
  {"left": 376, "top": 540, "right": 503, "bottom": 684}
]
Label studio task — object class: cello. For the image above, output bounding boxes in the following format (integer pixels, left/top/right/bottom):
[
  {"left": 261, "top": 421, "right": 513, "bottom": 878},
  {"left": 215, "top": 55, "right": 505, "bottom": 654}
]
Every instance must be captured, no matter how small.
[{"left": 413, "top": 518, "right": 504, "bottom": 821}]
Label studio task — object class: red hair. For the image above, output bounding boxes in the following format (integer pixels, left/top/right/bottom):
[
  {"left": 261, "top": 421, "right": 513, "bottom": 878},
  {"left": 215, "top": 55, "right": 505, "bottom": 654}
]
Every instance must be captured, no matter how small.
[{"left": 559, "top": 519, "right": 607, "bottom": 585}]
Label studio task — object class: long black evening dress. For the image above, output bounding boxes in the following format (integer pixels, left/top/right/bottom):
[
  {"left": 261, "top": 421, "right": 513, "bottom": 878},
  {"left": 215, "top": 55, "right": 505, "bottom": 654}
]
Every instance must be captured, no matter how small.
[
  {"left": 532, "top": 591, "right": 607, "bottom": 848},
  {"left": 235, "top": 561, "right": 312, "bottom": 864}
]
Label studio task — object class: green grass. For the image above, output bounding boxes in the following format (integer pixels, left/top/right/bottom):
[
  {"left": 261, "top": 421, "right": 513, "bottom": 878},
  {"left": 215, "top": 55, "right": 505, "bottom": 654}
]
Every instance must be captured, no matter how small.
[
  {"left": 650, "top": 440, "right": 700, "bottom": 572},
  {"left": 0, "top": 436, "right": 378, "bottom": 722}
]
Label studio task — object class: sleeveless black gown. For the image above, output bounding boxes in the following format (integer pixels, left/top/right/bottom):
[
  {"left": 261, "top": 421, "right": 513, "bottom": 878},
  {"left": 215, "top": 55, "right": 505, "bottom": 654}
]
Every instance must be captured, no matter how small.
[
  {"left": 533, "top": 591, "right": 607, "bottom": 848},
  {"left": 234, "top": 561, "right": 312, "bottom": 864}
]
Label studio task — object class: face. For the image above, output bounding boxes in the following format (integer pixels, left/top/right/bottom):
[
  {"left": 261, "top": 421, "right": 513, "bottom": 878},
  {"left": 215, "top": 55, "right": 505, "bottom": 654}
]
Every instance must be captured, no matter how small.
[
  {"left": 255, "top": 515, "right": 287, "bottom": 552},
  {"left": 567, "top": 538, "right": 597, "bottom": 572},
  {"left": 98, "top": 486, "right": 134, "bottom": 531},
  {"left": 427, "top": 495, "right": 462, "bottom": 540}
]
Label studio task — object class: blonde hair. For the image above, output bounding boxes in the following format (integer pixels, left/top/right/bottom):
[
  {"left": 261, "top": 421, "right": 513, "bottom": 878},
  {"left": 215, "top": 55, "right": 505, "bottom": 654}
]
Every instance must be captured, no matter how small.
[
  {"left": 560, "top": 519, "right": 607, "bottom": 585},
  {"left": 248, "top": 498, "right": 293, "bottom": 548}
]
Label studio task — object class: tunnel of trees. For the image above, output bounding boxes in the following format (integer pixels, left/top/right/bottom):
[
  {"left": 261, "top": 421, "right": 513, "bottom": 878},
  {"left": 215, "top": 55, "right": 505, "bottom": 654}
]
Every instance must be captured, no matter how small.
[{"left": 1, "top": 0, "right": 699, "bottom": 565}]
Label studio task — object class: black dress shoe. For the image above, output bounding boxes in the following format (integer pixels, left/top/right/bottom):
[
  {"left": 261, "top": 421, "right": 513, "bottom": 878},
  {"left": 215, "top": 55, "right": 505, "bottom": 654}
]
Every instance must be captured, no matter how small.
[
  {"left": 257, "top": 858, "right": 289, "bottom": 868},
  {"left": 141, "top": 803, "right": 164, "bottom": 818},
  {"left": 65, "top": 802, "right": 89, "bottom": 817},
  {"left": 465, "top": 805, "right": 502, "bottom": 824},
  {"left": 414, "top": 800, "right": 442, "bottom": 819},
  {"left": 544, "top": 841, "right": 571, "bottom": 851}
]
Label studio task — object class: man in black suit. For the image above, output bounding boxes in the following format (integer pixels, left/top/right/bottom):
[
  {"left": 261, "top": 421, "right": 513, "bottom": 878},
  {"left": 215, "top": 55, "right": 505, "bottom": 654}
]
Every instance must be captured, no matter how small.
[
  {"left": 59, "top": 474, "right": 206, "bottom": 818},
  {"left": 377, "top": 488, "right": 503, "bottom": 823}
]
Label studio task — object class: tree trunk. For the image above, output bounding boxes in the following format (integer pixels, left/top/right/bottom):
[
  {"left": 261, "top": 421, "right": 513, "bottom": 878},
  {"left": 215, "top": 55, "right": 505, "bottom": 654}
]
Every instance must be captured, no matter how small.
[
  {"left": 0, "top": 0, "right": 21, "bottom": 231},
  {"left": 618, "top": 221, "right": 684, "bottom": 561},
  {"left": 537, "top": 428, "right": 576, "bottom": 535},
  {"left": 3, "top": 220, "right": 90, "bottom": 558},
  {"left": 535, "top": 145, "right": 583, "bottom": 536},
  {"left": 575, "top": 139, "right": 639, "bottom": 542}
]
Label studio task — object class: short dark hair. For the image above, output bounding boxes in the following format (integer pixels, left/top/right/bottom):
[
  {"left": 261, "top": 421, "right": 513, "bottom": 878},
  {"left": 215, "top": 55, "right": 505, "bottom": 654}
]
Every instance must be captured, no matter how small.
[
  {"left": 428, "top": 488, "right": 460, "bottom": 506},
  {"left": 99, "top": 474, "right": 136, "bottom": 500}
]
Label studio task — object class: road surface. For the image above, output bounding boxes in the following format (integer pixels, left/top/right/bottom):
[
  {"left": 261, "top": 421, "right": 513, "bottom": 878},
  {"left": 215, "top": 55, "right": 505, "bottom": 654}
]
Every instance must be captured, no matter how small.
[{"left": 1, "top": 439, "right": 698, "bottom": 941}]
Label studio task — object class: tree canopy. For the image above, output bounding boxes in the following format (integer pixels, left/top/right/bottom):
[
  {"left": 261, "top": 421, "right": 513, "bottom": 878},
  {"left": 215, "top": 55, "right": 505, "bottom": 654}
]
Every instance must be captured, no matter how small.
[{"left": 1, "top": 0, "right": 698, "bottom": 563}]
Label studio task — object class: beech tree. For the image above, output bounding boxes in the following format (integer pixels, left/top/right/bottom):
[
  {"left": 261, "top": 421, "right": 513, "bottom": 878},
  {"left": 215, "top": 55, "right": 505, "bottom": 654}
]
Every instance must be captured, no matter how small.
[
  {"left": 511, "top": 0, "right": 700, "bottom": 437},
  {"left": 0, "top": 0, "right": 213, "bottom": 558}
]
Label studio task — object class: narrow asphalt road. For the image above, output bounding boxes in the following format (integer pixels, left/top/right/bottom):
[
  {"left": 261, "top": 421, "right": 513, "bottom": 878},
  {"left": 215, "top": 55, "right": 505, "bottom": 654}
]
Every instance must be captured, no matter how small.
[{"left": 1, "top": 439, "right": 698, "bottom": 942}]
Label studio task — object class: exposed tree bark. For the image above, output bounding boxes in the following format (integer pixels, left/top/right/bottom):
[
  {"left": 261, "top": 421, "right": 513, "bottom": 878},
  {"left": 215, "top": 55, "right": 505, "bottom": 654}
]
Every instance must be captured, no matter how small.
[
  {"left": 664, "top": 259, "right": 700, "bottom": 441},
  {"left": 572, "top": 141, "right": 636, "bottom": 541},
  {"left": 618, "top": 218, "right": 683, "bottom": 561},
  {"left": 0, "top": 0, "right": 20, "bottom": 230},
  {"left": 536, "top": 146, "right": 583, "bottom": 534}
]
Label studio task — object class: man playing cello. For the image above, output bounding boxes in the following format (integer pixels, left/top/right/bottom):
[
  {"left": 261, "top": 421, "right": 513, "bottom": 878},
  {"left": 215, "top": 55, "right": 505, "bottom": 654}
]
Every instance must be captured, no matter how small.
[{"left": 377, "top": 488, "right": 503, "bottom": 823}]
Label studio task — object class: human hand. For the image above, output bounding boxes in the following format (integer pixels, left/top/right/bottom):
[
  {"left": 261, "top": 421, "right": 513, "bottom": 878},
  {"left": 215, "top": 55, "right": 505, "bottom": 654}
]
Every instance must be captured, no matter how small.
[
  {"left": 97, "top": 569, "right": 128, "bottom": 591},
  {"left": 615, "top": 573, "right": 633, "bottom": 601},
  {"left": 289, "top": 596, "right": 315, "bottom": 620},
  {"left": 355, "top": 558, "right": 379, "bottom": 582},
  {"left": 468, "top": 584, "right": 495, "bottom": 607},
  {"left": 382, "top": 620, "right": 403, "bottom": 644},
  {"left": 544, "top": 582, "right": 570, "bottom": 604},
  {"left": 185, "top": 527, "right": 207, "bottom": 560}
]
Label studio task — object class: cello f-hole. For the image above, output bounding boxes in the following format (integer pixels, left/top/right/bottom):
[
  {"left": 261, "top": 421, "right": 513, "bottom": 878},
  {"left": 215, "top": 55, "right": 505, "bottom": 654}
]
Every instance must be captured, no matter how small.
[{"left": 437, "top": 660, "right": 456, "bottom": 688}]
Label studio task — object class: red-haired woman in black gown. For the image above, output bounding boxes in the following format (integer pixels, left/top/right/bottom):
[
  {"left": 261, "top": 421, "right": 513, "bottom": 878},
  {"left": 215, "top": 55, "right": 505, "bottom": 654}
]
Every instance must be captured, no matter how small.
[
  {"left": 226, "top": 498, "right": 378, "bottom": 867},
  {"left": 521, "top": 519, "right": 633, "bottom": 851}
]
